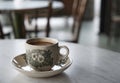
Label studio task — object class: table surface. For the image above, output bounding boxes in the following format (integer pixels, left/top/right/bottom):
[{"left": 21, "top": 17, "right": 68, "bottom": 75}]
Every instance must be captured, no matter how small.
[
  {"left": 0, "top": 1, "right": 63, "bottom": 11},
  {"left": 0, "top": 40, "right": 120, "bottom": 83}
]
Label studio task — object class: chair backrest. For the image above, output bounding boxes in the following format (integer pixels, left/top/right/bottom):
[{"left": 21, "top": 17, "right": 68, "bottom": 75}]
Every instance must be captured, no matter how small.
[
  {"left": 72, "top": 0, "right": 87, "bottom": 43},
  {"left": 47, "top": 0, "right": 87, "bottom": 43},
  {"left": 45, "top": 0, "right": 52, "bottom": 37},
  {"left": 0, "top": 22, "right": 4, "bottom": 39},
  {"left": 62, "top": 0, "right": 74, "bottom": 15},
  {"left": 24, "top": 0, "right": 52, "bottom": 38}
]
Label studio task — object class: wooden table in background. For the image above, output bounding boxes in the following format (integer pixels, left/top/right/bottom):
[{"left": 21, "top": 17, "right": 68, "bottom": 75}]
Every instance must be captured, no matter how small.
[{"left": 0, "top": 1, "right": 63, "bottom": 38}]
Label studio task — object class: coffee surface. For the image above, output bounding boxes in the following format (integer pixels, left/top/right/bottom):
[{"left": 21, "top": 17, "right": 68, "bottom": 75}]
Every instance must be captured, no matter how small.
[{"left": 29, "top": 41, "right": 53, "bottom": 45}]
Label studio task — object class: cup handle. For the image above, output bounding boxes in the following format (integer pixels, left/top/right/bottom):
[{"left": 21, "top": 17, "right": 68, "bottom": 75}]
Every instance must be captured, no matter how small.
[{"left": 59, "top": 45, "right": 69, "bottom": 64}]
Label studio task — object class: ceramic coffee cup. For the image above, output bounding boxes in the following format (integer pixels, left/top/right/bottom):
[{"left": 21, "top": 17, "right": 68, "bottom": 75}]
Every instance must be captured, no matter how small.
[{"left": 25, "top": 38, "right": 69, "bottom": 71}]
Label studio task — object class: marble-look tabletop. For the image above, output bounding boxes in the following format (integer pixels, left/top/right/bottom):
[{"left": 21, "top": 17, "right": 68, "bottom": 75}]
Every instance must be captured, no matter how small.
[{"left": 0, "top": 40, "right": 120, "bottom": 83}]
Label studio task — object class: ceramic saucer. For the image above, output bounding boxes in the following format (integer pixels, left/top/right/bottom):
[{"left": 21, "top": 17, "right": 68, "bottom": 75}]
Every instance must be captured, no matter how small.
[{"left": 12, "top": 53, "right": 72, "bottom": 78}]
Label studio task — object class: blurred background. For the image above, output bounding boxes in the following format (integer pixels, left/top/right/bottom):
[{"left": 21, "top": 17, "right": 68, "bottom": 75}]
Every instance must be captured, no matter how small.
[{"left": 0, "top": 0, "right": 120, "bottom": 52}]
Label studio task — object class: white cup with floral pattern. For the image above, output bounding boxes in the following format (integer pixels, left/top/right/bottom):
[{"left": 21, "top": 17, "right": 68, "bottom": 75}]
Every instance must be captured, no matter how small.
[{"left": 25, "top": 38, "right": 69, "bottom": 71}]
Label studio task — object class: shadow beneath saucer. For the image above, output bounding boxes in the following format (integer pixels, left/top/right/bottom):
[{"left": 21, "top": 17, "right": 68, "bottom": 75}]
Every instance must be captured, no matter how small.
[{"left": 12, "top": 72, "right": 72, "bottom": 83}]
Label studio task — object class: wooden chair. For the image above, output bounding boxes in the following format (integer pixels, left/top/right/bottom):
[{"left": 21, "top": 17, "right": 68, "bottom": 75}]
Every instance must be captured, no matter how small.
[
  {"left": 50, "top": 0, "right": 73, "bottom": 30},
  {"left": 24, "top": 0, "right": 52, "bottom": 38},
  {"left": 49, "top": 0, "right": 87, "bottom": 43}
]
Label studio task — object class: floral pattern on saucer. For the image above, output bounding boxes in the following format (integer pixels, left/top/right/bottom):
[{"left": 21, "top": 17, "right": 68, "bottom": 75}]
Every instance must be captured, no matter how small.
[{"left": 12, "top": 53, "right": 72, "bottom": 77}]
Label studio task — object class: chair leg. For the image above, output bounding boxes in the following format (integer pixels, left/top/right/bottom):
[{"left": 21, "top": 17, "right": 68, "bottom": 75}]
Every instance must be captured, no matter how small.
[
  {"left": 46, "top": 0, "right": 52, "bottom": 37},
  {"left": 65, "top": 16, "right": 69, "bottom": 28},
  {"left": 46, "top": 20, "right": 50, "bottom": 37},
  {"left": 35, "top": 25, "right": 38, "bottom": 37}
]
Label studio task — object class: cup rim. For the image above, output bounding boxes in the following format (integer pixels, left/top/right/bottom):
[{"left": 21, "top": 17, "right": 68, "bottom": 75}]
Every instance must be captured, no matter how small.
[{"left": 26, "top": 38, "right": 58, "bottom": 47}]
